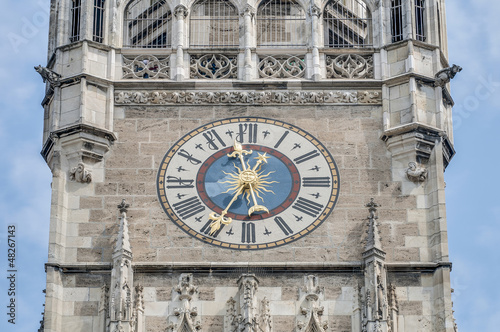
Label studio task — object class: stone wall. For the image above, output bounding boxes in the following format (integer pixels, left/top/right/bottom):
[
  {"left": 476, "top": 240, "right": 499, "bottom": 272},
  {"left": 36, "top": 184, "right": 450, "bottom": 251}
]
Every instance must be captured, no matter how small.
[{"left": 60, "top": 104, "right": 429, "bottom": 265}]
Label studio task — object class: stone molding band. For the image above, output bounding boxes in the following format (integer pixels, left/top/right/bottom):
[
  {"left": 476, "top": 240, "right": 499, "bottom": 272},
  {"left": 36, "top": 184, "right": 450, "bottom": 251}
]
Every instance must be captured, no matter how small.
[
  {"left": 46, "top": 261, "right": 452, "bottom": 273},
  {"left": 114, "top": 90, "right": 382, "bottom": 105}
]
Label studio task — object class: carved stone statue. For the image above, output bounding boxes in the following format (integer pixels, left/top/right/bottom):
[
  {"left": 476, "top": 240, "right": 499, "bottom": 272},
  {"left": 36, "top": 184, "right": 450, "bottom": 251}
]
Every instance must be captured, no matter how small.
[
  {"left": 34, "top": 65, "right": 61, "bottom": 86},
  {"left": 434, "top": 64, "right": 462, "bottom": 87},
  {"left": 405, "top": 162, "right": 428, "bottom": 183},
  {"left": 69, "top": 162, "right": 92, "bottom": 183}
]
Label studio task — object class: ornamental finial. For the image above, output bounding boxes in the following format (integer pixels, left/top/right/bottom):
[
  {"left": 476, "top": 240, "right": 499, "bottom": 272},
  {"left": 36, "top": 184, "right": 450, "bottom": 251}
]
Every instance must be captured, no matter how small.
[{"left": 118, "top": 199, "right": 129, "bottom": 214}]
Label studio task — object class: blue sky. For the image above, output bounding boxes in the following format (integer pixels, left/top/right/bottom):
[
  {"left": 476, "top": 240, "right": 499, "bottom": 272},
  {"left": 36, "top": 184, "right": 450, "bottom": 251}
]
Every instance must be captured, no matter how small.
[{"left": 0, "top": 0, "right": 498, "bottom": 330}]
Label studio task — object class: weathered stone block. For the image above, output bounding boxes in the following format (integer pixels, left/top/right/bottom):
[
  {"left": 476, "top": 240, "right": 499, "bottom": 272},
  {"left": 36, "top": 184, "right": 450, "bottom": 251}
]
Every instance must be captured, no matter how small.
[{"left": 73, "top": 301, "right": 98, "bottom": 316}]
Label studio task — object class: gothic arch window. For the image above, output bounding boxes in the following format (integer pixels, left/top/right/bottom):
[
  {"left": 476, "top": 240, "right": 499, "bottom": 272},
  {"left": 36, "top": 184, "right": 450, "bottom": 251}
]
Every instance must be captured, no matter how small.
[
  {"left": 323, "top": 0, "right": 372, "bottom": 48},
  {"left": 93, "top": 0, "right": 105, "bottom": 43},
  {"left": 415, "top": 0, "right": 426, "bottom": 41},
  {"left": 124, "top": 0, "right": 172, "bottom": 48},
  {"left": 257, "top": 0, "right": 307, "bottom": 47},
  {"left": 190, "top": 0, "right": 239, "bottom": 48},
  {"left": 70, "top": 0, "right": 82, "bottom": 42}
]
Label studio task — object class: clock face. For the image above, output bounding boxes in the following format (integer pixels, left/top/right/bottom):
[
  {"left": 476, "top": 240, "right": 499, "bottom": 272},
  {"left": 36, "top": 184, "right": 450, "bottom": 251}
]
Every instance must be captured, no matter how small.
[{"left": 157, "top": 117, "right": 340, "bottom": 250}]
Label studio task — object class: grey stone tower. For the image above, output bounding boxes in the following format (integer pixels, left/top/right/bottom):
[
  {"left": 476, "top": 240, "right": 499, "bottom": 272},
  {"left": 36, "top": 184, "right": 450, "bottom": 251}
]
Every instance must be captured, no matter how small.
[{"left": 38, "top": 0, "right": 459, "bottom": 331}]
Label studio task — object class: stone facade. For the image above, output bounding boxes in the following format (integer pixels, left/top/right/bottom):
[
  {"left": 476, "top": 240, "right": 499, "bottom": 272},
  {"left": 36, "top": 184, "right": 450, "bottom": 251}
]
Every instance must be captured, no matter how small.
[{"left": 38, "top": 0, "right": 458, "bottom": 331}]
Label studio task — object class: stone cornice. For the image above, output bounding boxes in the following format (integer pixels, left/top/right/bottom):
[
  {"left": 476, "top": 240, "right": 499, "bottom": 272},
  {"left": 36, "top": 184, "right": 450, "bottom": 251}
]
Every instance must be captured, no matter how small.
[{"left": 45, "top": 261, "right": 452, "bottom": 273}]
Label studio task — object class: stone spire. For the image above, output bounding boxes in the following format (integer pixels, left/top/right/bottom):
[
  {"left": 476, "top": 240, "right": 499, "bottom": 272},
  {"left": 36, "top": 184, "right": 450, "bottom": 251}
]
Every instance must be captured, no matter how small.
[
  {"left": 363, "top": 198, "right": 385, "bottom": 259},
  {"left": 115, "top": 199, "right": 132, "bottom": 255},
  {"left": 357, "top": 199, "right": 397, "bottom": 332},
  {"left": 107, "top": 200, "right": 142, "bottom": 332}
]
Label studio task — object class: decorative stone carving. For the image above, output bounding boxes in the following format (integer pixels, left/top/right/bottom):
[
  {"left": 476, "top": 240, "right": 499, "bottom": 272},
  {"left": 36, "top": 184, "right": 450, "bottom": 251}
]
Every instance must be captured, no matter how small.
[
  {"left": 122, "top": 55, "right": 171, "bottom": 79},
  {"left": 174, "top": 5, "right": 189, "bottom": 19},
  {"left": 434, "top": 64, "right": 462, "bottom": 87},
  {"left": 167, "top": 274, "right": 201, "bottom": 332},
  {"left": 405, "top": 162, "right": 428, "bottom": 183},
  {"left": 309, "top": 4, "right": 322, "bottom": 18},
  {"left": 326, "top": 54, "right": 374, "bottom": 79},
  {"left": 190, "top": 54, "right": 238, "bottom": 79},
  {"left": 225, "top": 298, "right": 238, "bottom": 332},
  {"left": 261, "top": 297, "right": 272, "bottom": 332},
  {"left": 225, "top": 274, "right": 271, "bottom": 332},
  {"left": 258, "top": 55, "right": 306, "bottom": 79},
  {"left": 114, "top": 90, "right": 382, "bottom": 105},
  {"left": 241, "top": 4, "right": 256, "bottom": 18},
  {"left": 69, "top": 162, "right": 92, "bottom": 183},
  {"left": 34, "top": 65, "right": 61, "bottom": 86},
  {"left": 297, "top": 276, "right": 328, "bottom": 332}
]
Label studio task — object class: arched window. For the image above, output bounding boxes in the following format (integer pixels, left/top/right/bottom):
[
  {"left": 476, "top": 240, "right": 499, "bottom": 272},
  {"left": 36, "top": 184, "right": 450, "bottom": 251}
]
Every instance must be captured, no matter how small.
[
  {"left": 190, "top": 0, "right": 239, "bottom": 48},
  {"left": 93, "top": 0, "right": 105, "bottom": 43},
  {"left": 124, "top": 0, "right": 172, "bottom": 48},
  {"left": 70, "top": 0, "right": 82, "bottom": 42},
  {"left": 257, "top": 0, "right": 306, "bottom": 47},
  {"left": 323, "top": 0, "right": 371, "bottom": 48}
]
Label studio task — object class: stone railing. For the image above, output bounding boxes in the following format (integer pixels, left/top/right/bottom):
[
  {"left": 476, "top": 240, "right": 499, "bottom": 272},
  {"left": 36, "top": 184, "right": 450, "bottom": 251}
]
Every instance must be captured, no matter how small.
[
  {"left": 189, "top": 54, "right": 238, "bottom": 79},
  {"left": 325, "top": 54, "right": 374, "bottom": 79},
  {"left": 122, "top": 55, "right": 171, "bottom": 79},
  {"left": 258, "top": 55, "right": 306, "bottom": 79},
  {"left": 120, "top": 52, "right": 376, "bottom": 80}
]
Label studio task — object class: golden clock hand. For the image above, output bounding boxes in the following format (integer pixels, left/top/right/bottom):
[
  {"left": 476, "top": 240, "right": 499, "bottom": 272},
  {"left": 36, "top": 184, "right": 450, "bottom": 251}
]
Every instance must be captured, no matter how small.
[
  {"left": 247, "top": 183, "right": 270, "bottom": 216},
  {"left": 247, "top": 153, "right": 272, "bottom": 216},
  {"left": 227, "top": 141, "right": 252, "bottom": 171},
  {"left": 208, "top": 185, "right": 245, "bottom": 235}
]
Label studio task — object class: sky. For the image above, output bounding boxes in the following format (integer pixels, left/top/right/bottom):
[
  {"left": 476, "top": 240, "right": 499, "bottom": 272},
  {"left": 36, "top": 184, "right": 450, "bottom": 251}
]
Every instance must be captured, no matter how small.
[{"left": 0, "top": 0, "right": 499, "bottom": 331}]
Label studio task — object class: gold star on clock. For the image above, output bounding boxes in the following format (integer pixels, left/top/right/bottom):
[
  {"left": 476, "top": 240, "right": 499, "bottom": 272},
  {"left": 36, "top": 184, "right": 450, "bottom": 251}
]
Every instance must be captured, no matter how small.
[{"left": 255, "top": 152, "right": 270, "bottom": 164}]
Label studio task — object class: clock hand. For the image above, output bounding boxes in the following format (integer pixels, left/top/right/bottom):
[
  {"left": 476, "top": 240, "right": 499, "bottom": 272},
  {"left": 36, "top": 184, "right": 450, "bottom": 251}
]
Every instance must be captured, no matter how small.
[
  {"left": 227, "top": 141, "right": 252, "bottom": 171},
  {"left": 247, "top": 153, "right": 272, "bottom": 216},
  {"left": 247, "top": 183, "right": 269, "bottom": 216},
  {"left": 208, "top": 184, "right": 244, "bottom": 235}
]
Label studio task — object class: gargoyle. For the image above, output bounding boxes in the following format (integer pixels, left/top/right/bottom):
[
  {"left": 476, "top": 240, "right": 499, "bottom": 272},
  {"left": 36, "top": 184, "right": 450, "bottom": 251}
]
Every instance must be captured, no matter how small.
[
  {"left": 34, "top": 65, "right": 61, "bottom": 86},
  {"left": 434, "top": 64, "right": 462, "bottom": 87}
]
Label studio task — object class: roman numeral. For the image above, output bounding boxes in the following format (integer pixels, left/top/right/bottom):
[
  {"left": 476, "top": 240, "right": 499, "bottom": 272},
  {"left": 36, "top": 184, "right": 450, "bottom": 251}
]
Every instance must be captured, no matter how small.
[
  {"left": 274, "top": 217, "right": 293, "bottom": 236},
  {"left": 302, "top": 177, "right": 331, "bottom": 188},
  {"left": 178, "top": 149, "right": 202, "bottom": 165},
  {"left": 274, "top": 131, "right": 289, "bottom": 149},
  {"left": 200, "top": 220, "right": 224, "bottom": 237},
  {"left": 203, "top": 129, "right": 226, "bottom": 151},
  {"left": 172, "top": 197, "right": 205, "bottom": 219},
  {"left": 166, "top": 176, "right": 194, "bottom": 189},
  {"left": 241, "top": 222, "right": 256, "bottom": 243},
  {"left": 237, "top": 124, "right": 258, "bottom": 143},
  {"left": 292, "top": 197, "right": 324, "bottom": 218},
  {"left": 294, "top": 150, "right": 320, "bottom": 164}
]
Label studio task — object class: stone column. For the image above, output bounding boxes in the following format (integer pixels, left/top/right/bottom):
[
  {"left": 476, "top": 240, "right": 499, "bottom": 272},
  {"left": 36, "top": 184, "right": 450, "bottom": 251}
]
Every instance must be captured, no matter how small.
[
  {"left": 241, "top": 5, "right": 256, "bottom": 81},
  {"left": 309, "top": 4, "right": 322, "bottom": 81},
  {"left": 174, "top": 5, "right": 188, "bottom": 81}
]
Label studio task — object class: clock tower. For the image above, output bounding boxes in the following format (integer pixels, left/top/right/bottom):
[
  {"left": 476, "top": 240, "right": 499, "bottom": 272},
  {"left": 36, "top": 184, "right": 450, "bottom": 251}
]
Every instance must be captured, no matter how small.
[{"left": 38, "top": 0, "right": 460, "bottom": 331}]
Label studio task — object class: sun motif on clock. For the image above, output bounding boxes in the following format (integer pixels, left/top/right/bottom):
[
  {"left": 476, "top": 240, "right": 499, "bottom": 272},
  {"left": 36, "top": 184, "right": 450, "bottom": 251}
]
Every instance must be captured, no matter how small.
[{"left": 156, "top": 117, "right": 340, "bottom": 250}]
